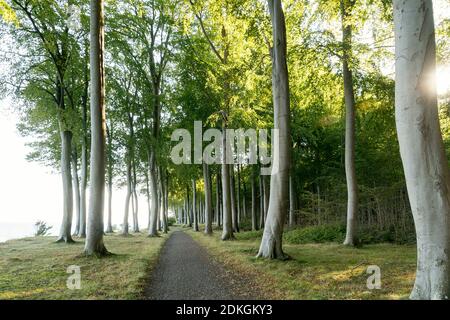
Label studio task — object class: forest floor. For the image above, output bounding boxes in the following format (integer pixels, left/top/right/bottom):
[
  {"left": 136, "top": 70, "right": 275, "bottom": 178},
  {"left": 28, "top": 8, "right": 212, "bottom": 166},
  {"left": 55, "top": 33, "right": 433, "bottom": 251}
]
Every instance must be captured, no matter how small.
[
  {"left": 0, "top": 231, "right": 169, "bottom": 299},
  {"left": 188, "top": 228, "right": 417, "bottom": 300},
  {"left": 146, "top": 230, "right": 263, "bottom": 300}
]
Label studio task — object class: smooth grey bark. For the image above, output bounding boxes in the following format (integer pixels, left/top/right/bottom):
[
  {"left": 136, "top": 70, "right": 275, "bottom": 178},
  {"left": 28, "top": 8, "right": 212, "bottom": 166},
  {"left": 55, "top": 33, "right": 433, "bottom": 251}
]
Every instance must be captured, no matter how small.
[
  {"left": 204, "top": 163, "right": 213, "bottom": 234},
  {"left": 192, "top": 179, "right": 199, "bottom": 232},
  {"left": 122, "top": 160, "right": 132, "bottom": 236},
  {"left": 146, "top": 171, "right": 151, "bottom": 230},
  {"left": 78, "top": 43, "right": 89, "bottom": 239},
  {"left": 132, "top": 161, "right": 139, "bottom": 232},
  {"left": 147, "top": 152, "right": 159, "bottom": 237},
  {"left": 157, "top": 173, "right": 162, "bottom": 232},
  {"left": 259, "top": 174, "right": 265, "bottom": 230},
  {"left": 71, "top": 149, "right": 81, "bottom": 236},
  {"left": 251, "top": 171, "right": 258, "bottom": 231},
  {"left": 341, "top": 0, "right": 358, "bottom": 246},
  {"left": 84, "top": 0, "right": 108, "bottom": 256},
  {"left": 221, "top": 128, "right": 234, "bottom": 240},
  {"left": 263, "top": 175, "right": 269, "bottom": 221},
  {"left": 57, "top": 129, "right": 75, "bottom": 243},
  {"left": 394, "top": 0, "right": 450, "bottom": 300},
  {"left": 289, "top": 175, "right": 295, "bottom": 227},
  {"left": 243, "top": 182, "right": 247, "bottom": 219},
  {"left": 106, "top": 120, "right": 114, "bottom": 233},
  {"left": 230, "top": 165, "right": 239, "bottom": 232},
  {"left": 186, "top": 186, "right": 192, "bottom": 227},
  {"left": 257, "top": 0, "right": 291, "bottom": 259},
  {"left": 161, "top": 168, "right": 168, "bottom": 234},
  {"left": 237, "top": 164, "right": 242, "bottom": 225},
  {"left": 215, "top": 172, "right": 221, "bottom": 226}
]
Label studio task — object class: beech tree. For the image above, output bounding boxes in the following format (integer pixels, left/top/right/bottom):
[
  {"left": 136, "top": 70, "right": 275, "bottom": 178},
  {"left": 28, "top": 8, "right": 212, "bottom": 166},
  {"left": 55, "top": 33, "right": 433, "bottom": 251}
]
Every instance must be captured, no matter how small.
[
  {"left": 84, "top": 0, "right": 108, "bottom": 256},
  {"left": 394, "top": 0, "right": 450, "bottom": 300},
  {"left": 257, "top": 0, "right": 291, "bottom": 259}
]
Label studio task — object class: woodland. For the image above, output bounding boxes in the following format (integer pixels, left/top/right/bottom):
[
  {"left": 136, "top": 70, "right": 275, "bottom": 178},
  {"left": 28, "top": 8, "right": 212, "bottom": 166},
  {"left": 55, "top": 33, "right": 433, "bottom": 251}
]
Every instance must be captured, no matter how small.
[{"left": 1, "top": 0, "right": 450, "bottom": 300}]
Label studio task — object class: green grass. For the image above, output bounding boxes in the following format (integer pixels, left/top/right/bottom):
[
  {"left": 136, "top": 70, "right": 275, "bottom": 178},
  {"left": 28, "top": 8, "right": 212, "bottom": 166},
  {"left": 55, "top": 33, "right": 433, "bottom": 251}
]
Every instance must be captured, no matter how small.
[
  {"left": 188, "top": 229, "right": 417, "bottom": 300},
  {"left": 0, "top": 231, "right": 170, "bottom": 300}
]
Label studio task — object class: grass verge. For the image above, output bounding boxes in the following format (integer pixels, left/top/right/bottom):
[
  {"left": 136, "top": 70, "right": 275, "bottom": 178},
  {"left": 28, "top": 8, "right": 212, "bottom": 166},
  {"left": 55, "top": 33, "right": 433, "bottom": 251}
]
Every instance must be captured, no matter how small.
[
  {"left": 188, "top": 229, "right": 417, "bottom": 300},
  {"left": 0, "top": 231, "right": 170, "bottom": 300}
]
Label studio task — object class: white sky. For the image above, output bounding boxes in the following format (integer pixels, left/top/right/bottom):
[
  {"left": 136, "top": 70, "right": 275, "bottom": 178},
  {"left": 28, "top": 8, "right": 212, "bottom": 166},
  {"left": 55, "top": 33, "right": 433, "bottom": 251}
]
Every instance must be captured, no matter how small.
[
  {"left": 1, "top": 1, "right": 450, "bottom": 236},
  {"left": 0, "top": 99, "right": 150, "bottom": 233}
]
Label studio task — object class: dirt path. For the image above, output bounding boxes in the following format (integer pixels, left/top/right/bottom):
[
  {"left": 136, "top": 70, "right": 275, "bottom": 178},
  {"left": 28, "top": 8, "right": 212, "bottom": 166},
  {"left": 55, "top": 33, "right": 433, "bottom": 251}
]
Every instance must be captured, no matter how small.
[{"left": 145, "top": 231, "right": 254, "bottom": 300}]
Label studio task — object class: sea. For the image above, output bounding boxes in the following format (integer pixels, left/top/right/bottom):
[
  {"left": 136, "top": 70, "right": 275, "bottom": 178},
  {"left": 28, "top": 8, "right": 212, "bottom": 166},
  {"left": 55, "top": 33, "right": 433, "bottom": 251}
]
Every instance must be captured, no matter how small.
[{"left": 0, "top": 222, "right": 56, "bottom": 243}]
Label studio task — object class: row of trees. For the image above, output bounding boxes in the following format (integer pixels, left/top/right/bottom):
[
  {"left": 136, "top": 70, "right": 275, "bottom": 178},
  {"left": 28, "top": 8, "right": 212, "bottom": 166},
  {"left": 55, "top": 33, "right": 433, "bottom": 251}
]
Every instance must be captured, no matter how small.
[{"left": 1, "top": 0, "right": 450, "bottom": 299}]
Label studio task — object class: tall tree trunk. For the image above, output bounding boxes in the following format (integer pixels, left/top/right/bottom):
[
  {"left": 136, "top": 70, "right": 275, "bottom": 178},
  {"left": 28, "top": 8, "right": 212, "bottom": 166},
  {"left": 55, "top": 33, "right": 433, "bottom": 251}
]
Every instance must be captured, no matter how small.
[
  {"left": 394, "top": 0, "right": 450, "bottom": 300},
  {"left": 237, "top": 164, "right": 242, "bottom": 225},
  {"left": 243, "top": 182, "right": 247, "bottom": 220},
  {"left": 257, "top": 0, "right": 291, "bottom": 259},
  {"left": 259, "top": 175, "right": 265, "bottom": 229},
  {"left": 147, "top": 152, "right": 159, "bottom": 237},
  {"left": 157, "top": 172, "right": 162, "bottom": 232},
  {"left": 57, "top": 129, "right": 75, "bottom": 243},
  {"left": 161, "top": 168, "right": 168, "bottom": 234},
  {"left": 84, "top": 0, "right": 108, "bottom": 256},
  {"left": 122, "top": 160, "right": 132, "bottom": 236},
  {"left": 251, "top": 171, "right": 258, "bottom": 231},
  {"left": 341, "top": 0, "right": 358, "bottom": 246},
  {"left": 263, "top": 175, "right": 269, "bottom": 221},
  {"left": 221, "top": 125, "right": 234, "bottom": 240},
  {"left": 78, "top": 40, "right": 89, "bottom": 239},
  {"left": 230, "top": 165, "right": 239, "bottom": 232},
  {"left": 146, "top": 172, "right": 151, "bottom": 230},
  {"left": 215, "top": 172, "right": 221, "bottom": 226},
  {"left": 106, "top": 120, "right": 113, "bottom": 233},
  {"left": 132, "top": 161, "right": 139, "bottom": 232},
  {"left": 186, "top": 186, "right": 192, "bottom": 227},
  {"left": 192, "top": 179, "right": 199, "bottom": 231},
  {"left": 204, "top": 163, "right": 213, "bottom": 234},
  {"left": 71, "top": 148, "right": 81, "bottom": 236}
]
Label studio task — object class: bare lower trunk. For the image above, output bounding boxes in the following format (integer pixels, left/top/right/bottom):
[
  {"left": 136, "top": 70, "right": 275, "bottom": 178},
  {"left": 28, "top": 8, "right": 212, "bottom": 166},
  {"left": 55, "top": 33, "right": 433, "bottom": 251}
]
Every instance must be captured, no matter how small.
[
  {"left": 341, "top": 0, "right": 358, "bottom": 246},
  {"left": 84, "top": 0, "right": 108, "bottom": 256},
  {"left": 78, "top": 138, "right": 87, "bottom": 238},
  {"left": 204, "top": 163, "right": 213, "bottom": 234},
  {"left": 215, "top": 172, "right": 221, "bottom": 226},
  {"left": 230, "top": 165, "right": 239, "bottom": 232},
  {"left": 192, "top": 179, "right": 199, "bottom": 231},
  {"left": 257, "top": 0, "right": 291, "bottom": 259},
  {"left": 106, "top": 180, "right": 113, "bottom": 233},
  {"left": 259, "top": 175, "right": 265, "bottom": 229},
  {"left": 132, "top": 162, "right": 139, "bottom": 233},
  {"left": 122, "top": 161, "right": 132, "bottom": 235},
  {"left": 106, "top": 120, "right": 113, "bottom": 233},
  {"left": 263, "top": 175, "right": 269, "bottom": 221},
  {"left": 161, "top": 169, "right": 168, "bottom": 234},
  {"left": 251, "top": 171, "right": 258, "bottom": 231},
  {"left": 221, "top": 124, "right": 233, "bottom": 240},
  {"left": 57, "top": 130, "right": 75, "bottom": 243},
  {"left": 71, "top": 149, "right": 81, "bottom": 236},
  {"left": 148, "top": 152, "right": 159, "bottom": 237},
  {"left": 237, "top": 164, "right": 242, "bottom": 225},
  {"left": 78, "top": 41, "right": 89, "bottom": 239},
  {"left": 394, "top": 0, "right": 450, "bottom": 300}
]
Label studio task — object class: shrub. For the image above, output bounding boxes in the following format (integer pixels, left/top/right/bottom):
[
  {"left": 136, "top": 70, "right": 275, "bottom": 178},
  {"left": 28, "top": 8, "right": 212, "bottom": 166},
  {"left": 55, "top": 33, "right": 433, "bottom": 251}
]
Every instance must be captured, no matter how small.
[
  {"left": 34, "top": 221, "right": 52, "bottom": 236},
  {"left": 283, "top": 224, "right": 346, "bottom": 244},
  {"left": 167, "top": 217, "right": 177, "bottom": 226}
]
